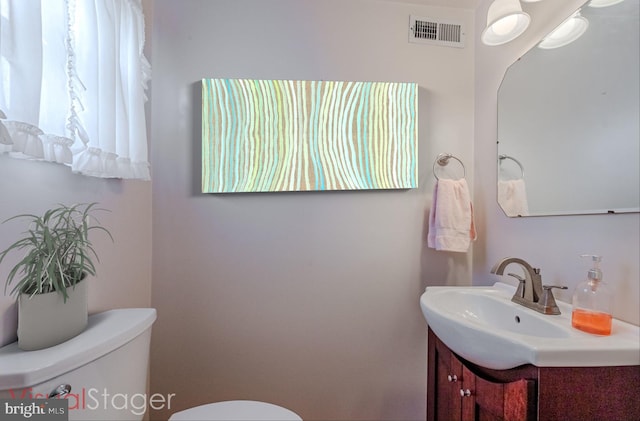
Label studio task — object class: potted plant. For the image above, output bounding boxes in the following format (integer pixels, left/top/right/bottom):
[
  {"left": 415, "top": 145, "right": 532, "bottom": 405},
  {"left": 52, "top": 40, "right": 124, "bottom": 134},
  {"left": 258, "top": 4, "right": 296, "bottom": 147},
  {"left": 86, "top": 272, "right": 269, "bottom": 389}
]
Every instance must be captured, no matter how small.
[{"left": 0, "top": 203, "right": 112, "bottom": 350}]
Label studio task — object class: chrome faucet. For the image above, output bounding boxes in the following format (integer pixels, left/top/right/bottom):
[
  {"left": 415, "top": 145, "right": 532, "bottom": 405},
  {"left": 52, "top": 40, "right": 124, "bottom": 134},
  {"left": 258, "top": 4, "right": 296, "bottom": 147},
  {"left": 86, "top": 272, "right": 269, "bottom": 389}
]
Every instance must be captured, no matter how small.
[{"left": 490, "top": 257, "right": 567, "bottom": 315}]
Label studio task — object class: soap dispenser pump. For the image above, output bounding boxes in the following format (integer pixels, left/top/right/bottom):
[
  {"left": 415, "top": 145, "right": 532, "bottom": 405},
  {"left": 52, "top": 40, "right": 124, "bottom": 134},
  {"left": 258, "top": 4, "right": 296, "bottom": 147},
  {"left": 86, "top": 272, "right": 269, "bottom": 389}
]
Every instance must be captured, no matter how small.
[{"left": 571, "top": 254, "right": 613, "bottom": 335}]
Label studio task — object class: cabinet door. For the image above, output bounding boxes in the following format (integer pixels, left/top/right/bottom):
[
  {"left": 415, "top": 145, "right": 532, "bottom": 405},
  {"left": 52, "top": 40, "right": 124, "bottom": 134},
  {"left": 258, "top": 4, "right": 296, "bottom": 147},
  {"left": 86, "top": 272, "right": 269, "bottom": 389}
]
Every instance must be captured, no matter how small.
[
  {"left": 460, "top": 364, "right": 535, "bottom": 421},
  {"left": 435, "top": 344, "right": 462, "bottom": 421}
]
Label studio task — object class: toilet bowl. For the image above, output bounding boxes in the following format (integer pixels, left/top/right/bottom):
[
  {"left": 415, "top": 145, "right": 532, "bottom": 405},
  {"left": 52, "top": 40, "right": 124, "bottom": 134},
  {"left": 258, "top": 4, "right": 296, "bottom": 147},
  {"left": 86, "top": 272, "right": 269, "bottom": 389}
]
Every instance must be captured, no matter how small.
[
  {"left": 0, "top": 308, "right": 156, "bottom": 420},
  {"left": 169, "top": 400, "right": 302, "bottom": 421}
]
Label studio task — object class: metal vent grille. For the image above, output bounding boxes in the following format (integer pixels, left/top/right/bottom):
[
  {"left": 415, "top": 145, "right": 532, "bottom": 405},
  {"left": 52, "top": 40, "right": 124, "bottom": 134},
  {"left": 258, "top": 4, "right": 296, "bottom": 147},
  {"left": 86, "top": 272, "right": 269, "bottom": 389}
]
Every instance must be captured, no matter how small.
[
  {"left": 409, "top": 15, "right": 465, "bottom": 48},
  {"left": 414, "top": 20, "right": 438, "bottom": 41},
  {"left": 438, "top": 23, "right": 462, "bottom": 43}
]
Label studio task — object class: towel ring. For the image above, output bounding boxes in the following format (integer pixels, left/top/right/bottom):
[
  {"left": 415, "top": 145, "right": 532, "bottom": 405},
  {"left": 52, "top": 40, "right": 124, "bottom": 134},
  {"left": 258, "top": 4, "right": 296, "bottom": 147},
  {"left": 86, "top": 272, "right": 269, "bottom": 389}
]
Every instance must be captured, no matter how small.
[
  {"left": 498, "top": 154, "right": 525, "bottom": 179},
  {"left": 433, "top": 153, "right": 466, "bottom": 180}
]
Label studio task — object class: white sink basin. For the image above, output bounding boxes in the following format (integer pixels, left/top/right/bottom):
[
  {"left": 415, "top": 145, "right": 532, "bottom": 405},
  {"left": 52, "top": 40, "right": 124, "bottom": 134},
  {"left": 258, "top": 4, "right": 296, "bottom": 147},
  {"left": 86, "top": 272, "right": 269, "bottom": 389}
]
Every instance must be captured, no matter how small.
[{"left": 420, "top": 282, "right": 640, "bottom": 370}]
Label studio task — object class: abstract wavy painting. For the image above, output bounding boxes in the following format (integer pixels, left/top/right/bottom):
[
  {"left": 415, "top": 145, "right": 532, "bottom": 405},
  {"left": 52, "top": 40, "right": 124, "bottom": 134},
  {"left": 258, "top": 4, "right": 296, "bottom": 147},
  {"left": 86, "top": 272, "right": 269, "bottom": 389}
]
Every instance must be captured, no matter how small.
[{"left": 202, "top": 79, "right": 417, "bottom": 193}]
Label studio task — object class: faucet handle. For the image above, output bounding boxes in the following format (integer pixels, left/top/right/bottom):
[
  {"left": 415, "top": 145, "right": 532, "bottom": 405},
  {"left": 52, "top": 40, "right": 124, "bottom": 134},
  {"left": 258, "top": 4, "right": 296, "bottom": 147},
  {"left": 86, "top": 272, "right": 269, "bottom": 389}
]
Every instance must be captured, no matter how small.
[
  {"left": 507, "top": 273, "right": 525, "bottom": 282},
  {"left": 507, "top": 273, "right": 526, "bottom": 298},
  {"left": 539, "top": 285, "right": 568, "bottom": 315},
  {"left": 542, "top": 285, "right": 568, "bottom": 291}
]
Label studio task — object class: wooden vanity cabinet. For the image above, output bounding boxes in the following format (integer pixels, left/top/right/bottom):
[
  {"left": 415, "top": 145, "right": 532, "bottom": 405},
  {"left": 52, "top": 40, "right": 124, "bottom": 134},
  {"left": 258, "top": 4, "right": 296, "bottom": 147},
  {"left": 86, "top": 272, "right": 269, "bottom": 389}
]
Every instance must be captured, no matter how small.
[
  {"left": 427, "top": 328, "right": 640, "bottom": 421},
  {"left": 429, "top": 328, "right": 535, "bottom": 421}
]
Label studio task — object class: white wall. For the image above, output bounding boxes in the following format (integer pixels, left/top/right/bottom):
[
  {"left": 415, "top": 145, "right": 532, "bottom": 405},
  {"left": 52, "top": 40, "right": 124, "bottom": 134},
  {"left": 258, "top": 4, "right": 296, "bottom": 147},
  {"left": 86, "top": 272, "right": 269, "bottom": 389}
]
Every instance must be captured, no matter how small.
[
  {"left": 149, "top": 1, "right": 474, "bottom": 419},
  {"left": 0, "top": 156, "right": 152, "bottom": 347},
  {"left": 473, "top": 0, "right": 640, "bottom": 325}
]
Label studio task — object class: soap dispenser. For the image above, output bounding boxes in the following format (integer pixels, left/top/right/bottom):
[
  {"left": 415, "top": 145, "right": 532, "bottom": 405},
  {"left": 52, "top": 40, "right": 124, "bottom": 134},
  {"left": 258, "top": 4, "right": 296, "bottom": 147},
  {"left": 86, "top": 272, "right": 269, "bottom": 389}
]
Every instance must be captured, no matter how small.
[{"left": 571, "top": 254, "right": 613, "bottom": 335}]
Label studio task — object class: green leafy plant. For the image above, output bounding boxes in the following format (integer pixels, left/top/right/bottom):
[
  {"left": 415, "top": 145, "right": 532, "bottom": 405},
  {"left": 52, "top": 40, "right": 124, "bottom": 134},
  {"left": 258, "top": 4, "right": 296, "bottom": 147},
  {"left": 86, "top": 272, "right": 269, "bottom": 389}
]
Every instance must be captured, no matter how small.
[{"left": 0, "top": 203, "right": 112, "bottom": 301}]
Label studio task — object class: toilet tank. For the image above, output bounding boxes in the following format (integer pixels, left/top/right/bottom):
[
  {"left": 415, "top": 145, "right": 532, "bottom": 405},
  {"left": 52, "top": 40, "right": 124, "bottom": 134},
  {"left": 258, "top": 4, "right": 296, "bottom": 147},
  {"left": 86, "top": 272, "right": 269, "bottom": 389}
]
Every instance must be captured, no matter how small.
[{"left": 0, "top": 308, "right": 156, "bottom": 420}]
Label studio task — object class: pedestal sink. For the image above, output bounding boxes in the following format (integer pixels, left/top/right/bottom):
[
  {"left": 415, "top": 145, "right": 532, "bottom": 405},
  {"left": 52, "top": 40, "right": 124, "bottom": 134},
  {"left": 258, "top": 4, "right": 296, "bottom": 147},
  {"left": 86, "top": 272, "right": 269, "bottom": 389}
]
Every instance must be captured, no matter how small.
[{"left": 420, "top": 282, "right": 640, "bottom": 370}]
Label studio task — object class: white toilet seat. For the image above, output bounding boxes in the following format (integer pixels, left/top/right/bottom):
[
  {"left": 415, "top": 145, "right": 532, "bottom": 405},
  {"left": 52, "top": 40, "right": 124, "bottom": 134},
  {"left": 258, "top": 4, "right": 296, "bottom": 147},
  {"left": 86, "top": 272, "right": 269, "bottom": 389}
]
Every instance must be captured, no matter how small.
[{"left": 168, "top": 400, "right": 302, "bottom": 421}]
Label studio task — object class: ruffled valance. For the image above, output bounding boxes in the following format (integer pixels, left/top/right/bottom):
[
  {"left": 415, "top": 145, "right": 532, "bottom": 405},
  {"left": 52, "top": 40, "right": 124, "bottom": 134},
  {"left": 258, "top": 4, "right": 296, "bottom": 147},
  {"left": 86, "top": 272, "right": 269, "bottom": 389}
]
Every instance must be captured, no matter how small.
[{"left": 0, "top": 0, "right": 151, "bottom": 180}]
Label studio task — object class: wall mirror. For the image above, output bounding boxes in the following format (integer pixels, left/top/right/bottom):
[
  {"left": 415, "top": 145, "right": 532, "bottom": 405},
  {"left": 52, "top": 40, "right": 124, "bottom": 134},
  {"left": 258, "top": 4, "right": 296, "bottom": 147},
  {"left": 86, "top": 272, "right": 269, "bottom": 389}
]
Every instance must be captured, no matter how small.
[{"left": 497, "top": 0, "right": 639, "bottom": 217}]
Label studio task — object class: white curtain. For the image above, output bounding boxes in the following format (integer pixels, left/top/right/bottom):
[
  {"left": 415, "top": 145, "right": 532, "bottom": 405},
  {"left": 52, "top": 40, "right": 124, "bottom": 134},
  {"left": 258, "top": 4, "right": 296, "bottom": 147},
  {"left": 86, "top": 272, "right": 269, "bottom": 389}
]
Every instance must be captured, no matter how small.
[{"left": 0, "top": 0, "right": 151, "bottom": 180}]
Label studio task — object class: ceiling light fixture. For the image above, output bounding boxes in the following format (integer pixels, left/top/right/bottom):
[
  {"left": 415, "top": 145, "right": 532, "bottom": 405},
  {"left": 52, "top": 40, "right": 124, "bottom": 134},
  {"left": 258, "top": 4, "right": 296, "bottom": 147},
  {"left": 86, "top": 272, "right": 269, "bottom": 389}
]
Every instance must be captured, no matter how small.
[
  {"left": 481, "top": 0, "right": 531, "bottom": 46},
  {"left": 538, "top": 10, "right": 589, "bottom": 49}
]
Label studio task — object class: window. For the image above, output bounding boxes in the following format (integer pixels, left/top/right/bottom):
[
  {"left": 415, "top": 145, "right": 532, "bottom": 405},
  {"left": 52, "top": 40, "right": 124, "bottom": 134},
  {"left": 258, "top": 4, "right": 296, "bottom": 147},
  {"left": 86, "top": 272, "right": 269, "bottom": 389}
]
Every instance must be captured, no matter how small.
[{"left": 0, "top": 0, "right": 151, "bottom": 180}]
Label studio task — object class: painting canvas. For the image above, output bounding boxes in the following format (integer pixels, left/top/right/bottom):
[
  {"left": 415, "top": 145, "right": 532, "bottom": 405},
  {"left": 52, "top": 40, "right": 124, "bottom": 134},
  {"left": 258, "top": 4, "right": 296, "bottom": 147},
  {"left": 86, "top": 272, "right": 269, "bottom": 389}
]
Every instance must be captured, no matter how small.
[{"left": 202, "top": 79, "right": 417, "bottom": 193}]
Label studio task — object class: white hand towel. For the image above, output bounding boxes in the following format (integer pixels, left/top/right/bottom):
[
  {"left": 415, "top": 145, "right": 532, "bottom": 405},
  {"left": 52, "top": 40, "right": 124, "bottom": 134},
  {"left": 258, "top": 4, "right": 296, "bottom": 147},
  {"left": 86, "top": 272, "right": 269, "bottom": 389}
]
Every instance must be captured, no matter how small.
[
  {"left": 427, "top": 178, "right": 477, "bottom": 252},
  {"left": 498, "top": 179, "right": 529, "bottom": 217}
]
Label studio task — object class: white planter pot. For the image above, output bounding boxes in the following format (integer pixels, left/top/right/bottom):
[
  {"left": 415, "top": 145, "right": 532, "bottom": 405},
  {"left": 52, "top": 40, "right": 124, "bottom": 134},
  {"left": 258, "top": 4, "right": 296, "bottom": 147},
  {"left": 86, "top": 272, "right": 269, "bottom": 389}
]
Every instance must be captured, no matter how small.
[{"left": 17, "top": 279, "right": 88, "bottom": 350}]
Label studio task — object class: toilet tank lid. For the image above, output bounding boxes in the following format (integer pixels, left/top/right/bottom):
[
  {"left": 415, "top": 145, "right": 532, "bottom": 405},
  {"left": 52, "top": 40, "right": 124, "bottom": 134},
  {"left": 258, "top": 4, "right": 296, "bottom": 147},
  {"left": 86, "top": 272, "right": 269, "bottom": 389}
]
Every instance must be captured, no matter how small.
[{"left": 0, "top": 308, "right": 157, "bottom": 390}]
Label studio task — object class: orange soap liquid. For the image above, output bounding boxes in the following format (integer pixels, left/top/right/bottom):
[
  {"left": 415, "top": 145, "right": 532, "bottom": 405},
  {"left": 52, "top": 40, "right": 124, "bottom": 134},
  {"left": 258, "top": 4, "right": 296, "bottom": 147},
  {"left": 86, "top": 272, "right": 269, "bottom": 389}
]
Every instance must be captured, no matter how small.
[{"left": 571, "top": 309, "right": 612, "bottom": 335}]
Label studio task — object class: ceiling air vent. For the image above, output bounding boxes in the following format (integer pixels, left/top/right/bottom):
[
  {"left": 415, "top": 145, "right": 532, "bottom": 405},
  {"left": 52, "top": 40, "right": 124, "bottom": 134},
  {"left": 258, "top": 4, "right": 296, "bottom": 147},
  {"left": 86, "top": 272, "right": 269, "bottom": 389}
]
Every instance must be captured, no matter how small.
[{"left": 409, "top": 15, "right": 465, "bottom": 48}]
